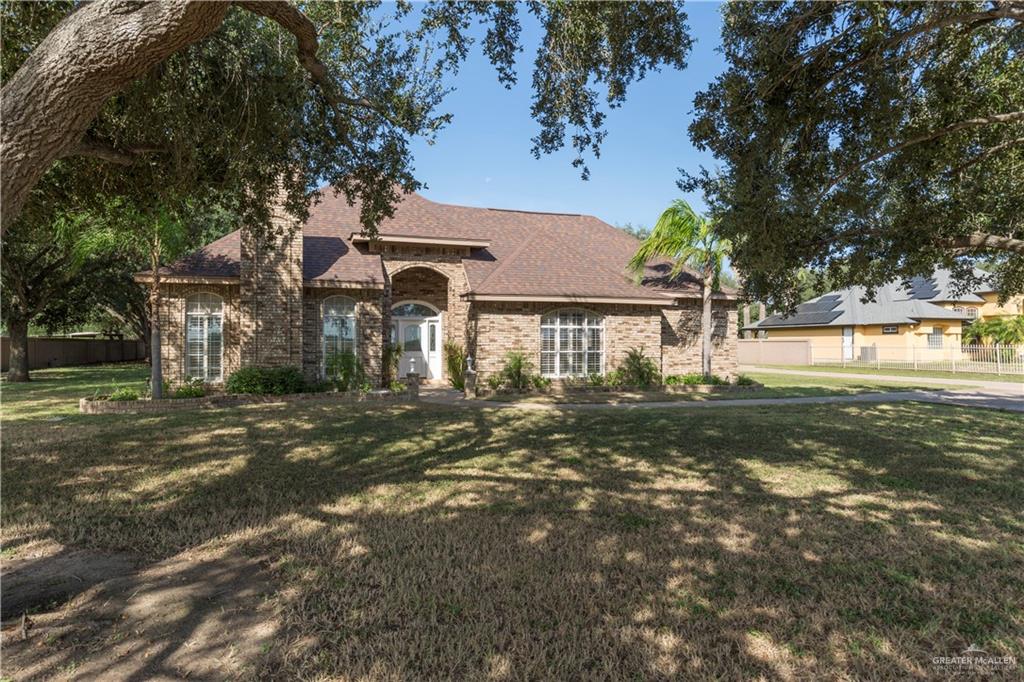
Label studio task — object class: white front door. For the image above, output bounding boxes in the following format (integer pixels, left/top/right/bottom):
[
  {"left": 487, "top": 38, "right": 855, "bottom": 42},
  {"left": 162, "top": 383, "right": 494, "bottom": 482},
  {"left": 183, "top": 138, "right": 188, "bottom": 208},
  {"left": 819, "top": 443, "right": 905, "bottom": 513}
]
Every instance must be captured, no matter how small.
[
  {"left": 842, "top": 327, "right": 854, "bottom": 361},
  {"left": 398, "top": 321, "right": 425, "bottom": 377},
  {"left": 394, "top": 317, "right": 442, "bottom": 379}
]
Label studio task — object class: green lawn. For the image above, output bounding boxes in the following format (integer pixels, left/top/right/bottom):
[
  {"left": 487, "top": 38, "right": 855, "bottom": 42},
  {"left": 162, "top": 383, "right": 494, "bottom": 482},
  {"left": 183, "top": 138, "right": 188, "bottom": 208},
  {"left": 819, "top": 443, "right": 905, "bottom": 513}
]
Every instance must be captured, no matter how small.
[
  {"left": 760, "top": 364, "right": 1024, "bottom": 384},
  {"left": 2, "top": 365, "right": 1023, "bottom": 679}
]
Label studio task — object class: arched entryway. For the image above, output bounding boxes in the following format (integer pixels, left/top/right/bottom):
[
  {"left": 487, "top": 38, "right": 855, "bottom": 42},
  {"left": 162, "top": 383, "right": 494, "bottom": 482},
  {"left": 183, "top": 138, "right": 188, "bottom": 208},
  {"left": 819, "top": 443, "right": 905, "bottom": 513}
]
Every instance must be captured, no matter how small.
[{"left": 391, "top": 301, "right": 442, "bottom": 379}]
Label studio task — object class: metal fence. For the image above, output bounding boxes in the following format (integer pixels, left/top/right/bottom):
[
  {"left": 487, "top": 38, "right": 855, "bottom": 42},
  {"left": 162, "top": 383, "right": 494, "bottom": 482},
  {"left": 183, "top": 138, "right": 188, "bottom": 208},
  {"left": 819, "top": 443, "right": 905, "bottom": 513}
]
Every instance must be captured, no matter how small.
[
  {"left": 1, "top": 337, "right": 147, "bottom": 372},
  {"left": 810, "top": 344, "right": 1024, "bottom": 376}
]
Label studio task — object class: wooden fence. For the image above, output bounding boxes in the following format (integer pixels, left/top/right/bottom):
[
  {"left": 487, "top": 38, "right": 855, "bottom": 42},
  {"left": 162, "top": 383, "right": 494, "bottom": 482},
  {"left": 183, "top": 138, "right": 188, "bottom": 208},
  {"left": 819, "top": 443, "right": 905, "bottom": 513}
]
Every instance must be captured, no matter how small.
[{"left": 1, "top": 337, "right": 147, "bottom": 372}]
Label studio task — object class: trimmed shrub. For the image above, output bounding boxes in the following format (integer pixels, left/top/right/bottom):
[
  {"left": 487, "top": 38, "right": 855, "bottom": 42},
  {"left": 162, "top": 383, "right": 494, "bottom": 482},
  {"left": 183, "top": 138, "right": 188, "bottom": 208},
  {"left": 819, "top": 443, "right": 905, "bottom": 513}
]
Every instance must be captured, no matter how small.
[
  {"left": 665, "top": 373, "right": 728, "bottom": 386},
  {"left": 618, "top": 346, "right": 660, "bottom": 387},
  {"left": 530, "top": 375, "right": 552, "bottom": 391},
  {"left": 108, "top": 386, "right": 139, "bottom": 401},
  {"left": 173, "top": 379, "right": 205, "bottom": 399},
  {"left": 444, "top": 341, "right": 467, "bottom": 390},
  {"left": 735, "top": 374, "right": 757, "bottom": 386},
  {"left": 226, "top": 366, "right": 305, "bottom": 395}
]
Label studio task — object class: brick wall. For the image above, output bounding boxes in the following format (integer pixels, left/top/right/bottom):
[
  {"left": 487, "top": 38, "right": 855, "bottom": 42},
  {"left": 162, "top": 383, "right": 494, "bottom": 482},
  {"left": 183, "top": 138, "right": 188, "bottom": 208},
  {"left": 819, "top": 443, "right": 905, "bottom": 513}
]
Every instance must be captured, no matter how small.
[
  {"left": 661, "top": 299, "right": 738, "bottom": 378},
  {"left": 470, "top": 302, "right": 663, "bottom": 380},
  {"left": 238, "top": 203, "right": 304, "bottom": 369},
  {"left": 382, "top": 252, "right": 472, "bottom": 380},
  {"left": 159, "top": 283, "right": 241, "bottom": 385},
  {"left": 302, "top": 288, "right": 385, "bottom": 384}
]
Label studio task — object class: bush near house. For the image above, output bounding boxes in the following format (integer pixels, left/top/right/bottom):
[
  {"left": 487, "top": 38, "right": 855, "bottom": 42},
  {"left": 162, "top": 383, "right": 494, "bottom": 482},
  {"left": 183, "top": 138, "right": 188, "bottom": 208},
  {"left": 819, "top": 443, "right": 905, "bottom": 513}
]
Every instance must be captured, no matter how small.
[
  {"left": 444, "top": 341, "right": 467, "bottom": 390},
  {"left": 225, "top": 366, "right": 306, "bottom": 395},
  {"left": 665, "top": 373, "right": 730, "bottom": 386}
]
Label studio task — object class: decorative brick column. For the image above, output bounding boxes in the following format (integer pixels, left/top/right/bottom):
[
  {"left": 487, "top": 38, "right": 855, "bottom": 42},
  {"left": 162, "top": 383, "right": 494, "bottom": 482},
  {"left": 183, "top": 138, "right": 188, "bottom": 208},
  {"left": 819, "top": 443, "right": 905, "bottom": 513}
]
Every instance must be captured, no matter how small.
[{"left": 239, "top": 194, "right": 304, "bottom": 369}]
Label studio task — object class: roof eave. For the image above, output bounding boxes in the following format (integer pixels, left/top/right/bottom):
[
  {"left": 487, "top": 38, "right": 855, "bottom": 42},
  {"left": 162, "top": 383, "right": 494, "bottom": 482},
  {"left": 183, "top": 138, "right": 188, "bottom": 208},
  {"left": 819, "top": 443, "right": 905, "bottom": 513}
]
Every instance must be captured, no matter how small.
[{"left": 463, "top": 293, "right": 674, "bottom": 306}]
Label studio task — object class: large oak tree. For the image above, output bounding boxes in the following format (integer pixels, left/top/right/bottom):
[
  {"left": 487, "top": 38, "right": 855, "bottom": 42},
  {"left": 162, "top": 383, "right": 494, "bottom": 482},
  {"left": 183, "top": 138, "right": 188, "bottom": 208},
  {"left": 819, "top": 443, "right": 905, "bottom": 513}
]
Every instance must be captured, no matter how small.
[
  {"left": 1, "top": 0, "right": 693, "bottom": 235},
  {"left": 685, "top": 1, "right": 1024, "bottom": 309}
]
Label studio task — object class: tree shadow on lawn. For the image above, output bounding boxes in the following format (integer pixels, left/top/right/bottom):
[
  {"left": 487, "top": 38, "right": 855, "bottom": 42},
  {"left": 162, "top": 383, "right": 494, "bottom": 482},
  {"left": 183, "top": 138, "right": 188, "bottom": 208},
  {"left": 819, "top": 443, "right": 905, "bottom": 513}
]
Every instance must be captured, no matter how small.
[{"left": 2, "top": 400, "right": 1023, "bottom": 679}]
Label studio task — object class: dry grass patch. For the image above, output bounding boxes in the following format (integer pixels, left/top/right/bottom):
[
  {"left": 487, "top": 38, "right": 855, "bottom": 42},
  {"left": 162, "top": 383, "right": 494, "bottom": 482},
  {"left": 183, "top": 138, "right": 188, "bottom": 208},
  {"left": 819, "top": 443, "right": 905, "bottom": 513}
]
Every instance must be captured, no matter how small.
[{"left": 1, "top": 366, "right": 1023, "bottom": 679}]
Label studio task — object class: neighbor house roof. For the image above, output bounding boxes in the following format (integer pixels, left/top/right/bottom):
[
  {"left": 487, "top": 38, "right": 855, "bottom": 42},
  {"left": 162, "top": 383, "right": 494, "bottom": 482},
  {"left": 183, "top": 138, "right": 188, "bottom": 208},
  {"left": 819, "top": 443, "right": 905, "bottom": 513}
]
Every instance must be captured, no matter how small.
[
  {"left": 149, "top": 190, "right": 733, "bottom": 303},
  {"left": 748, "top": 269, "right": 977, "bottom": 330}
]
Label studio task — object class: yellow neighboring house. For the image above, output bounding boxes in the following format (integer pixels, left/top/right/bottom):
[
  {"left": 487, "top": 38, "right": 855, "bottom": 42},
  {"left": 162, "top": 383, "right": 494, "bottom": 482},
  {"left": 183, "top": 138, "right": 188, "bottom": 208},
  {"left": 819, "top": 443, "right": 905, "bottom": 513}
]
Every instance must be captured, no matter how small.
[{"left": 742, "top": 268, "right": 1017, "bottom": 362}]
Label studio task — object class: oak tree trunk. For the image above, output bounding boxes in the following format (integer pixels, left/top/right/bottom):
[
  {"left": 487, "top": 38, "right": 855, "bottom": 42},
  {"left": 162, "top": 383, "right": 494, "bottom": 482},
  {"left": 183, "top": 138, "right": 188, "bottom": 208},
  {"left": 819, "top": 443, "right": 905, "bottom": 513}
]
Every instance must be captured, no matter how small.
[
  {"left": 0, "top": 0, "right": 229, "bottom": 231},
  {"left": 6, "top": 317, "right": 30, "bottom": 382}
]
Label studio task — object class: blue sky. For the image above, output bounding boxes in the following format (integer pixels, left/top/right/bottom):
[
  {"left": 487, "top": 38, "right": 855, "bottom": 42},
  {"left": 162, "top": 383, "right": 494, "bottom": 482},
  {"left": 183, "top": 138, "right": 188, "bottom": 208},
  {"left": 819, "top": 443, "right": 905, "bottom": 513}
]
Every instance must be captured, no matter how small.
[{"left": 406, "top": 2, "right": 727, "bottom": 229}]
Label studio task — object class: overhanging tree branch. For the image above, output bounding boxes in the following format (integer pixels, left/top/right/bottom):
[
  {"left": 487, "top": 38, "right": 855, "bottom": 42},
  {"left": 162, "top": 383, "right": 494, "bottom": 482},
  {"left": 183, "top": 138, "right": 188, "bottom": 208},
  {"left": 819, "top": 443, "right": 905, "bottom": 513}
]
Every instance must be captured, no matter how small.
[
  {"left": 64, "top": 136, "right": 166, "bottom": 166},
  {"left": 824, "top": 111, "right": 1024, "bottom": 192},
  {"left": 948, "top": 233, "right": 1024, "bottom": 255}
]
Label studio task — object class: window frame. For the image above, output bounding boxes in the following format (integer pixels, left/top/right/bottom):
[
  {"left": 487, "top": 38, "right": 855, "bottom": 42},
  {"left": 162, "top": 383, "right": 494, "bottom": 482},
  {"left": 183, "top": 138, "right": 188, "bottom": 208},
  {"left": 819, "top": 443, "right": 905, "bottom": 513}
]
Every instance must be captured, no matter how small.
[
  {"left": 927, "top": 327, "right": 944, "bottom": 349},
  {"left": 184, "top": 292, "right": 224, "bottom": 383},
  {"left": 322, "top": 295, "right": 358, "bottom": 378},
  {"left": 881, "top": 325, "right": 898, "bottom": 335},
  {"left": 540, "top": 308, "right": 605, "bottom": 378}
]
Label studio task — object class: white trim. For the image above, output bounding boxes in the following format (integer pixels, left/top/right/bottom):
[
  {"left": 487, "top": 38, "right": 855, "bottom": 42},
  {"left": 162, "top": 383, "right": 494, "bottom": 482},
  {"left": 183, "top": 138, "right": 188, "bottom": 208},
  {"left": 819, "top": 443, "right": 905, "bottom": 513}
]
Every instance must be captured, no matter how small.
[
  {"left": 390, "top": 299, "right": 441, "bottom": 318},
  {"left": 465, "top": 294, "right": 672, "bottom": 305},
  {"left": 351, "top": 233, "right": 490, "bottom": 249}
]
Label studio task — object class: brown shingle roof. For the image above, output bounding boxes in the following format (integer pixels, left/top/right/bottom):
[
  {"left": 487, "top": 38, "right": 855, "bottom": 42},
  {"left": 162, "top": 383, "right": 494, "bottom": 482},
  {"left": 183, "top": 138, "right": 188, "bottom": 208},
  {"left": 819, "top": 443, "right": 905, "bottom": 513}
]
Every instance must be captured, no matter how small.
[{"left": 157, "top": 190, "right": 719, "bottom": 300}]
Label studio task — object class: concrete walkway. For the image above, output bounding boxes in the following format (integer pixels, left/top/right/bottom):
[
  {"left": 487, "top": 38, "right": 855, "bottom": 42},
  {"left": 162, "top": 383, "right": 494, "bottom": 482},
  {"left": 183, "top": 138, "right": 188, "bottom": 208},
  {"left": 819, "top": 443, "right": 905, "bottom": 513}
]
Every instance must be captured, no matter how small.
[
  {"left": 743, "top": 366, "right": 1024, "bottom": 394},
  {"left": 420, "top": 387, "right": 1024, "bottom": 413}
]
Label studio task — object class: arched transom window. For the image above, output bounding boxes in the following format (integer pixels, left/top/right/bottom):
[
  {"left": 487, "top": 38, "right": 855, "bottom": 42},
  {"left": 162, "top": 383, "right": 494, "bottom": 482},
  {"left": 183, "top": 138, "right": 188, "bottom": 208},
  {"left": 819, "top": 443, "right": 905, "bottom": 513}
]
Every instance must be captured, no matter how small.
[
  {"left": 185, "top": 293, "right": 224, "bottom": 382},
  {"left": 323, "top": 296, "right": 357, "bottom": 373},
  {"left": 540, "top": 309, "right": 604, "bottom": 377}
]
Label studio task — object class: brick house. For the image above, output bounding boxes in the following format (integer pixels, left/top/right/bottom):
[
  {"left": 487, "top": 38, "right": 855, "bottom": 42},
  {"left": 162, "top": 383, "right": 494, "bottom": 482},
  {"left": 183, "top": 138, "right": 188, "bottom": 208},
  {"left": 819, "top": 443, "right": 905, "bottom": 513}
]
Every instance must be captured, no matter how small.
[{"left": 140, "top": 190, "right": 738, "bottom": 386}]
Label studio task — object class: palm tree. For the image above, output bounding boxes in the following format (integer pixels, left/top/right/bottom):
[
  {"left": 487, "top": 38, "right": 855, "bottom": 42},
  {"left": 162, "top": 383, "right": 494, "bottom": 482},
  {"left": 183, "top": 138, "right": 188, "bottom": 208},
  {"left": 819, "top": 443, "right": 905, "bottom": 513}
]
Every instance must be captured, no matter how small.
[{"left": 628, "top": 199, "right": 730, "bottom": 377}]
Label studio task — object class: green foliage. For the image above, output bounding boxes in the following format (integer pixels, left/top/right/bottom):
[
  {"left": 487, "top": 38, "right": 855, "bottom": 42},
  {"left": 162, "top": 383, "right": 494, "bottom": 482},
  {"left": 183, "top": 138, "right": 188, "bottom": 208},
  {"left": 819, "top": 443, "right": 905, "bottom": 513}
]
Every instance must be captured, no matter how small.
[
  {"left": 108, "top": 386, "right": 139, "bottom": 401},
  {"left": 735, "top": 374, "right": 758, "bottom": 387},
  {"left": 384, "top": 342, "right": 403, "bottom": 383},
  {"left": 226, "top": 366, "right": 305, "bottom": 395},
  {"left": 2, "top": 2, "right": 693, "bottom": 237},
  {"left": 530, "top": 375, "right": 552, "bottom": 391},
  {"left": 628, "top": 199, "right": 731, "bottom": 289},
  {"left": 963, "top": 316, "right": 1024, "bottom": 345},
  {"left": 685, "top": 2, "right": 1024, "bottom": 305},
  {"left": 444, "top": 341, "right": 467, "bottom": 390},
  {"left": 665, "top": 373, "right": 729, "bottom": 386},
  {"left": 497, "top": 351, "right": 535, "bottom": 391},
  {"left": 388, "top": 380, "right": 406, "bottom": 394},
  {"left": 618, "top": 347, "right": 661, "bottom": 387},
  {"left": 325, "top": 352, "right": 366, "bottom": 392},
  {"left": 486, "top": 375, "right": 504, "bottom": 391},
  {"left": 172, "top": 379, "right": 205, "bottom": 399}
]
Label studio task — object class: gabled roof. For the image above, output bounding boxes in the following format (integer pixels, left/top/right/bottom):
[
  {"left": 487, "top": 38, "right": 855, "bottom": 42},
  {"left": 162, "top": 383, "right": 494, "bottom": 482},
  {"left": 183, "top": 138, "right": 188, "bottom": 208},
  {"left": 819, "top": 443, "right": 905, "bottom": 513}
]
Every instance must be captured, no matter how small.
[
  {"left": 154, "top": 190, "right": 730, "bottom": 303},
  {"left": 750, "top": 269, "right": 980, "bottom": 329}
]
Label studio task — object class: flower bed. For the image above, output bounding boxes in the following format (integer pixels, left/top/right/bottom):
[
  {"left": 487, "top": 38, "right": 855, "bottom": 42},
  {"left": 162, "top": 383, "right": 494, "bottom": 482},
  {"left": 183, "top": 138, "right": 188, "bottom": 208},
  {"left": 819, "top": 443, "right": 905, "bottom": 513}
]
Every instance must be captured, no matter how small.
[{"left": 80, "top": 388, "right": 412, "bottom": 414}]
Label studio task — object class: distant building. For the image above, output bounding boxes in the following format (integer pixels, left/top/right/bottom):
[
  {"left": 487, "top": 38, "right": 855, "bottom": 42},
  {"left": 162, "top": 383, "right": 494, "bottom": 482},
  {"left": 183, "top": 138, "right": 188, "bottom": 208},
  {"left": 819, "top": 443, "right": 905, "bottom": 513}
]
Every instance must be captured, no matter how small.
[{"left": 743, "top": 269, "right": 1022, "bottom": 362}]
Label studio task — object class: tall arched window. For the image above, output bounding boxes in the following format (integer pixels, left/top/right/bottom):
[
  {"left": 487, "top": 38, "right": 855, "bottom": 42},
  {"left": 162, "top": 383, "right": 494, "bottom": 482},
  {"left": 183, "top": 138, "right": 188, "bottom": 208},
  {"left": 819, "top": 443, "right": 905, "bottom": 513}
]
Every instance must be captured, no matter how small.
[
  {"left": 540, "top": 309, "right": 604, "bottom": 377},
  {"left": 185, "top": 293, "right": 224, "bottom": 382},
  {"left": 323, "top": 296, "right": 358, "bottom": 374}
]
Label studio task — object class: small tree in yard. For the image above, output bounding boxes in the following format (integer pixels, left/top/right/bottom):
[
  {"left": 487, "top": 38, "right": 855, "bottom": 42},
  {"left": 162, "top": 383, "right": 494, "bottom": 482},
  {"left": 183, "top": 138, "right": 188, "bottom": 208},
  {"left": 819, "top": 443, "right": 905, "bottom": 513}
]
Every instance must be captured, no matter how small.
[
  {"left": 71, "top": 200, "right": 199, "bottom": 399},
  {"left": 629, "top": 199, "right": 730, "bottom": 378}
]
